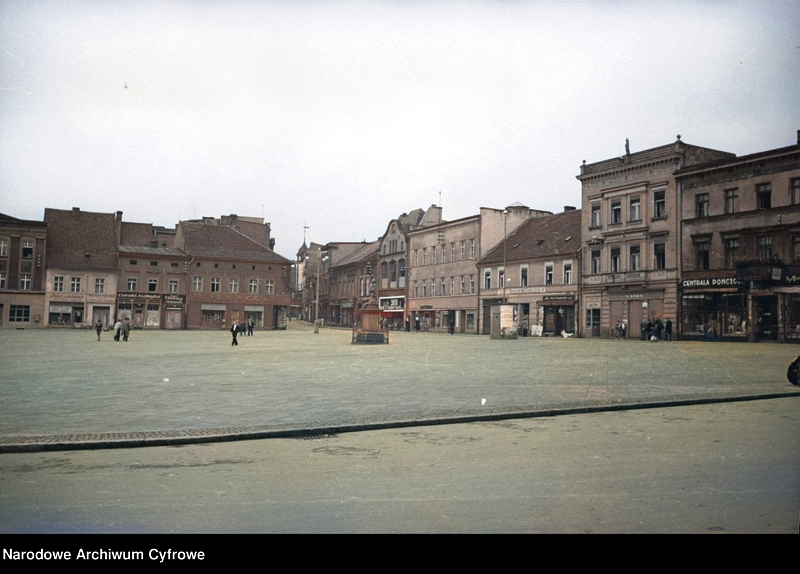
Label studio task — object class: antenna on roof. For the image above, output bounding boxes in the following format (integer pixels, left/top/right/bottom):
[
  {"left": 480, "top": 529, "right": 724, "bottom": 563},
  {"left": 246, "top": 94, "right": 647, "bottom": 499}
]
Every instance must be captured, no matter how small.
[{"left": 438, "top": 191, "right": 442, "bottom": 207}]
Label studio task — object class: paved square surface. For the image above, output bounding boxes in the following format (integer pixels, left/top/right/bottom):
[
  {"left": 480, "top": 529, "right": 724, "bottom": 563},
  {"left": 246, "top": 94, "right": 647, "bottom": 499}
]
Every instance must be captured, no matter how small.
[{"left": 1, "top": 322, "right": 797, "bottom": 449}]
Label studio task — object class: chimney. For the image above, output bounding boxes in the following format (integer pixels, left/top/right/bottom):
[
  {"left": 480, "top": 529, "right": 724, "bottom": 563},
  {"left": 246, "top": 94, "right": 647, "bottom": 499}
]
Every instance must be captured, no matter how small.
[{"left": 564, "top": 206, "right": 576, "bottom": 211}]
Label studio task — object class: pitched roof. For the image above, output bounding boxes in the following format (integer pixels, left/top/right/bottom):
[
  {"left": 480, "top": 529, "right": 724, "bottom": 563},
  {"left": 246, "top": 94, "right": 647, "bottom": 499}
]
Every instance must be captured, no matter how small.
[
  {"left": 332, "top": 240, "right": 380, "bottom": 268},
  {"left": 479, "top": 209, "right": 582, "bottom": 265},
  {"left": 176, "top": 221, "right": 290, "bottom": 264}
]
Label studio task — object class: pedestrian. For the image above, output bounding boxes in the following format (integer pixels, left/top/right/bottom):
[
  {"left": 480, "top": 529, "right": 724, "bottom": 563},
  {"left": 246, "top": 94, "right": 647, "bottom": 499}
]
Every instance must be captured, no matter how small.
[
  {"left": 664, "top": 318, "right": 672, "bottom": 341},
  {"left": 449, "top": 321, "right": 455, "bottom": 335},
  {"left": 640, "top": 319, "right": 648, "bottom": 341},
  {"left": 646, "top": 319, "right": 654, "bottom": 341},
  {"left": 230, "top": 321, "right": 239, "bottom": 346},
  {"left": 654, "top": 318, "right": 663, "bottom": 341},
  {"left": 414, "top": 316, "right": 420, "bottom": 331},
  {"left": 95, "top": 319, "right": 103, "bottom": 341},
  {"left": 405, "top": 316, "right": 410, "bottom": 332},
  {"left": 122, "top": 317, "right": 131, "bottom": 341},
  {"left": 113, "top": 319, "right": 122, "bottom": 342},
  {"left": 248, "top": 319, "right": 254, "bottom": 336}
]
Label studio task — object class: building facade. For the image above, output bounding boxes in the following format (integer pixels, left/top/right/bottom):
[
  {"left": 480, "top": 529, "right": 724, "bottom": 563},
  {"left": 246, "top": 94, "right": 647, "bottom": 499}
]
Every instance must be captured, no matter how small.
[
  {"left": 577, "top": 137, "right": 735, "bottom": 338},
  {"left": 327, "top": 241, "right": 379, "bottom": 327},
  {"left": 676, "top": 133, "right": 800, "bottom": 342},
  {"left": 0, "top": 213, "right": 48, "bottom": 328},
  {"left": 478, "top": 208, "right": 581, "bottom": 336}
]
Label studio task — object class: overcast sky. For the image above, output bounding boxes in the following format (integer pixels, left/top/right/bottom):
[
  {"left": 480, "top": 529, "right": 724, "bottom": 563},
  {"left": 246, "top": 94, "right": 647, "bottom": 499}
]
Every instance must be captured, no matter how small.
[{"left": 1, "top": 0, "right": 798, "bottom": 260}]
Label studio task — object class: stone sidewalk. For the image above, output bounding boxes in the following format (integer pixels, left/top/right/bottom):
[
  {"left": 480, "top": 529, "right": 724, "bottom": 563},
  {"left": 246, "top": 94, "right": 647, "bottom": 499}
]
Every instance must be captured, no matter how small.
[{"left": 1, "top": 322, "right": 798, "bottom": 451}]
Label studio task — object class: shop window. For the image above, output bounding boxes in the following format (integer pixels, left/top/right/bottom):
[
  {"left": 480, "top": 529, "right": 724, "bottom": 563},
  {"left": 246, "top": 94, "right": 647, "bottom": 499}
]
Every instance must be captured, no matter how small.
[
  {"left": 211, "top": 278, "right": 220, "bottom": 292},
  {"left": 724, "top": 188, "right": 738, "bottom": 214},
  {"left": 95, "top": 277, "right": 105, "bottom": 294},
  {"left": 70, "top": 277, "right": 81, "bottom": 293},
  {"left": 169, "top": 279, "right": 179, "bottom": 293},
  {"left": 756, "top": 183, "right": 771, "bottom": 209},
  {"left": 545, "top": 264, "right": 554, "bottom": 285},
  {"left": 758, "top": 236, "right": 772, "bottom": 261},
  {"left": 610, "top": 248, "right": 621, "bottom": 272},
  {"left": 629, "top": 197, "right": 641, "bottom": 222},
  {"left": 520, "top": 267, "right": 528, "bottom": 287},
  {"left": 695, "top": 194, "right": 709, "bottom": 218},
  {"left": 791, "top": 178, "right": 800, "bottom": 205},
  {"left": 653, "top": 190, "right": 666, "bottom": 219},
  {"left": 630, "top": 245, "right": 640, "bottom": 271},
  {"left": 611, "top": 201, "right": 622, "bottom": 224},
  {"left": 21, "top": 240, "right": 34, "bottom": 259},
  {"left": 9, "top": 305, "right": 30, "bottom": 322},
  {"left": 695, "top": 240, "right": 710, "bottom": 270},
  {"left": 654, "top": 243, "right": 666, "bottom": 270},
  {"left": 54, "top": 276, "right": 64, "bottom": 292},
  {"left": 725, "top": 238, "right": 740, "bottom": 268},
  {"left": 148, "top": 278, "right": 158, "bottom": 292},
  {"left": 20, "top": 274, "right": 31, "bottom": 290},
  {"left": 591, "top": 204, "right": 601, "bottom": 227},
  {"left": 563, "top": 263, "right": 572, "bottom": 285},
  {"left": 127, "top": 277, "right": 137, "bottom": 291},
  {"left": 591, "top": 250, "right": 601, "bottom": 274}
]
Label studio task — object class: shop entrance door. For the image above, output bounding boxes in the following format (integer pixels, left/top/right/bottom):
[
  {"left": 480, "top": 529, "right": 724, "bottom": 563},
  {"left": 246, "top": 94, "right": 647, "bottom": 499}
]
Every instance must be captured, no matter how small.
[{"left": 754, "top": 296, "right": 778, "bottom": 341}]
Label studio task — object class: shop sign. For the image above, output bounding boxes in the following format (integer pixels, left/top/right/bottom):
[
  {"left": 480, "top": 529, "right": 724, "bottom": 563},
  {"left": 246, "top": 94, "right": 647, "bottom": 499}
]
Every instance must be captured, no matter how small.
[
  {"left": 543, "top": 295, "right": 574, "bottom": 302},
  {"left": 585, "top": 298, "right": 601, "bottom": 309},
  {"left": 163, "top": 294, "right": 185, "bottom": 304},
  {"left": 118, "top": 292, "right": 161, "bottom": 301},
  {"left": 681, "top": 277, "right": 740, "bottom": 289},
  {"left": 379, "top": 297, "right": 404, "bottom": 310}
]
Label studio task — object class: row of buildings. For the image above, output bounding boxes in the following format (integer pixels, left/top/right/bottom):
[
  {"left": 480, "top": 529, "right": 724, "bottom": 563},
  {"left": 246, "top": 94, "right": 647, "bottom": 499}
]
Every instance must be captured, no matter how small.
[
  {"left": 295, "top": 131, "right": 799, "bottom": 342},
  {"left": 0, "top": 210, "right": 293, "bottom": 330},
  {"left": 2, "top": 131, "right": 798, "bottom": 341}
]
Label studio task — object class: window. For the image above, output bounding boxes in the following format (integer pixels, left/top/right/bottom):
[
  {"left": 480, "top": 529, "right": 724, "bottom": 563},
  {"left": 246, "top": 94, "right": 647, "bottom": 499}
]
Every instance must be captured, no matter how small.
[
  {"left": 756, "top": 183, "right": 771, "bottom": 209},
  {"left": 460, "top": 241, "right": 466, "bottom": 260},
  {"left": 95, "top": 277, "right": 105, "bottom": 294},
  {"left": 150, "top": 261, "right": 158, "bottom": 267},
  {"left": 169, "top": 279, "right": 179, "bottom": 293},
  {"left": 611, "top": 201, "right": 622, "bottom": 224},
  {"left": 422, "top": 248, "right": 427, "bottom": 266},
  {"left": 21, "top": 240, "right": 33, "bottom": 259},
  {"left": 148, "top": 278, "right": 158, "bottom": 292},
  {"left": 229, "top": 278, "right": 239, "bottom": 293},
  {"left": 468, "top": 239, "right": 475, "bottom": 259},
  {"left": 498, "top": 269, "right": 505, "bottom": 288},
  {"left": 171, "top": 262, "right": 179, "bottom": 268},
  {"left": 440, "top": 277, "right": 446, "bottom": 296},
  {"left": 432, "top": 246, "right": 437, "bottom": 264},
  {"left": 591, "top": 204, "right": 601, "bottom": 227},
  {"left": 610, "top": 247, "right": 621, "bottom": 272},
  {"left": 20, "top": 274, "right": 31, "bottom": 290},
  {"left": 127, "top": 277, "right": 137, "bottom": 291},
  {"left": 266, "top": 280, "right": 274, "bottom": 295},
  {"left": 413, "top": 281, "right": 419, "bottom": 298},
  {"left": 451, "top": 243, "right": 456, "bottom": 261},
  {"left": 793, "top": 235, "right": 800, "bottom": 263},
  {"left": 0, "top": 272, "right": 5, "bottom": 289},
  {"left": 414, "top": 250, "right": 418, "bottom": 266},
  {"left": 249, "top": 279, "right": 258, "bottom": 294},
  {"left": 70, "top": 277, "right": 81, "bottom": 293},
  {"left": 460, "top": 275, "right": 466, "bottom": 294},
  {"left": 563, "top": 263, "right": 572, "bottom": 285},
  {"left": 654, "top": 243, "right": 666, "bottom": 270},
  {"left": 629, "top": 197, "right": 641, "bottom": 222},
  {"left": 469, "top": 275, "right": 475, "bottom": 294},
  {"left": 54, "top": 276, "right": 64, "bottom": 292},
  {"left": 422, "top": 280, "right": 428, "bottom": 297},
  {"left": 193, "top": 276, "right": 202, "bottom": 291},
  {"left": 129, "top": 260, "right": 138, "bottom": 265},
  {"left": 591, "top": 250, "right": 601, "bottom": 274},
  {"left": 791, "top": 178, "right": 800, "bottom": 205},
  {"left": 725, "top": 238, "right": 740, "bottom": 268},
  {"left": 630, "top": 245, "right": 640, "bottom": 271},
  {"left": 211, "top": 278, "right": 220, "bottom": 292},
  {"left": 545, "top": 264, "right": 554, "bottom": 285},
  {"left": 0, "top": 239, "right": 7, "bottom": 257},
  {"left": 758, "top": 236, "right": 772, "bottom": 261},
  {"left": 695, "top": 194, "right": 709, "bottom": 218},
  {"left": 654, "top": 190, "right": 666, "bottom": 218},
  {"left": 484, "top": 270, "right": 492, "bottom": 290},
  {"left": 520, "top": 267, "right": 528, "bottom": 287},
  {"left": 9, "top": 305, "right": 30, "bottom": 322},
  {"left": 724, "top": 188, "right": 738, "bottom": 214},
  {"left": 449, "top": 277, "right": 454, "bottom": 295},
  {"left": 695, "top": 240, "right": 710, "bottom": 270}
]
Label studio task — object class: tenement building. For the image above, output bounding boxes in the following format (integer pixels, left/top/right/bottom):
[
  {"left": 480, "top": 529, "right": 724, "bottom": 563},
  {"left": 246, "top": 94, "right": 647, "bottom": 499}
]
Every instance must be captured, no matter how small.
[
  {"left": 675, "top": 131, "right": 800, "bottom": 342},
  {"left": 326, "top": 240, "right": 379, "bottom": 327},
  {"left": 577, "top": 137, "right": 735, "bottom": 338},
  {"left": 43, "top": 208, "right": 121, "bottom": 329},
  {"left": 0, "top": 213, "right": 48, "bottom": 328},
  {"left": 478, "top": 208, "right": 581, "bottom": 336}
]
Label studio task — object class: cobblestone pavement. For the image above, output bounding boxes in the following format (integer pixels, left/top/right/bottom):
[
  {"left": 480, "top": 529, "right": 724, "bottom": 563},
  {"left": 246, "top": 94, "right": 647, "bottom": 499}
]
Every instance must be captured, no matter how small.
[{"left": 1, "top": 322, "right": 798, "bottom": 451}]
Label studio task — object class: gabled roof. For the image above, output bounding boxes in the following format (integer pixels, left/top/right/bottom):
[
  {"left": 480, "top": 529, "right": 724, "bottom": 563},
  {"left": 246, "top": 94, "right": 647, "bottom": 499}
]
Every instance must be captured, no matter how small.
[
  {"left": 176, "top": 221, "right": 290, "bottom": 264},
  {"left": 331, "top": 240, "right": 380, "bottom": 268},
  {"left": 479, "top": 209, "right": 582, "bottom": 265},
  {"left": 118, "top": 245, "right": 187, "bottom": 257},
  {"left": 0, "top": 212, "right": 47, "bottom": 228}
]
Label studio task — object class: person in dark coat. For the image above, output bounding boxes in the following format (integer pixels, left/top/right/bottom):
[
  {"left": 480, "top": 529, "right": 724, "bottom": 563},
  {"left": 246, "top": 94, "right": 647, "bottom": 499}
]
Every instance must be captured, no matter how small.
[
  {"left": 231, "top": 321, "right": 239, "bottom": 346},
  {"left": 122, "top": 318, "right": 131, "bottom": 341},
  {"left": 664, "top": 318, "right": 672, "bottom": 341},
  {"left": 95, "top": 319, "right": 103, "bottom": 341},
  {"left": 248, "top": 319, "right": 254, "bottom": 336}
]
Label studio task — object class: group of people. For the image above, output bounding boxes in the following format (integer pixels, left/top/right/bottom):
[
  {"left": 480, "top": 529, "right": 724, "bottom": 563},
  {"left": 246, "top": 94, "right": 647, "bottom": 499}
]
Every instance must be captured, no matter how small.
[
  {"left": 230, "top": 319, "right": 255, "bottom": 346},
  {"left": 95, "top": 318, "right": 131, "bottom": 342},
  {"left": 641, "top": 317, "right": 672, "bottom": 341}
]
